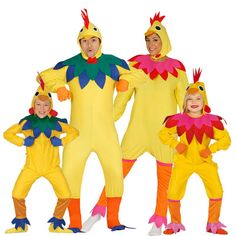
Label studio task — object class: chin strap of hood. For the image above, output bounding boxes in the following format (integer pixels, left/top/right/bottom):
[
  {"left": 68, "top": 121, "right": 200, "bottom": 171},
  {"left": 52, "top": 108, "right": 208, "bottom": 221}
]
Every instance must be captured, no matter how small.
[
  {"left": 186, "top": 68, "right": 211, "bottom": 113},
  {"left": 145, "top": 12, "right": 172, "bottom": 60},
  {"left": 77, "top": 9, "right": 102, "bottom": 60},
  {"left": 29, "top": 73, "right": 58, "bottom": 117}
]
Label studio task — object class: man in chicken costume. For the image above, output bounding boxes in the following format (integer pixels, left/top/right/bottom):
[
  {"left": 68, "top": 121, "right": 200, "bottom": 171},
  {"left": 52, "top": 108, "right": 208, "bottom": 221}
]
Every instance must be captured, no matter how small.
[
  {"left": 83, "top": 12, "right": 189, "bottom": 236},
  {"left": 160, "top": 69, "right": 231, "bottom": 234},
  {"left": 38, "top": 9, "right": 141, "bottom": 232}
]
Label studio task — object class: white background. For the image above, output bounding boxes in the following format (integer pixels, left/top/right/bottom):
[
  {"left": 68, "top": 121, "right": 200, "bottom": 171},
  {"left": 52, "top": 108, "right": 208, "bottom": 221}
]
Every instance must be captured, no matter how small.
[{"left": 0, "top": 0, "right": 236, "bottom": 235}]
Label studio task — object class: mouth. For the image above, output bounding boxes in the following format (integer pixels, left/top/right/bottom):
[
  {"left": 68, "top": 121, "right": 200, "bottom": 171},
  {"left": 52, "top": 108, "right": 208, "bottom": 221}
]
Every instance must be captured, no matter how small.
[{"left": 191, "top": 105, "right": 199, "bottom": 109}]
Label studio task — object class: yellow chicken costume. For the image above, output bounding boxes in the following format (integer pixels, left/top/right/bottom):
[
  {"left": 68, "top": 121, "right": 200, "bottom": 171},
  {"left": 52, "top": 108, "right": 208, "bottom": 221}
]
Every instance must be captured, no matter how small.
[
  {"left": 38, "top": 9, "right": 141, "bottom": 232},
  {"left": 159, "top": 69, "right": 231, "bottom": 235},
  {"left": 3, "top": 85, "right": 79, "bottom": 233},
  {"left": 86, "top": 12, "right": 189, "bottom": 235}
]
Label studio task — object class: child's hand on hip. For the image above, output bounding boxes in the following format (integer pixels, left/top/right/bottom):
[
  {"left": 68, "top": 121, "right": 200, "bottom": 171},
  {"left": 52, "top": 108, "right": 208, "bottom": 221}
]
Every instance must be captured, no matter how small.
[{"left": 200, "top": 148, "right": 211, "bottom": 158}]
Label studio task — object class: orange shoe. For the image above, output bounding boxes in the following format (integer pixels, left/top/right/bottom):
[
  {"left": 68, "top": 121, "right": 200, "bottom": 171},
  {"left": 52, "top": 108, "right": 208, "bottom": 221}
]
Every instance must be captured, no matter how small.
[
  {"left": 164, "top": 229, "right": 175, "bottom": 234},
  {"left": 206, "top": 222, "right": 227, "bottom": 235},
  {"left": 207, "top": 228, "right": 228, "bottom": 235}
]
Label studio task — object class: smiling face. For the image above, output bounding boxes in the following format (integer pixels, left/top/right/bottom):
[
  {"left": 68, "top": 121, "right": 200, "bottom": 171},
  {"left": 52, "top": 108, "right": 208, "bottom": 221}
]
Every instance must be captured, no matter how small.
[
  {"left": 34, "top": 97, "right": 51, "bottom": 118},
  {"left": 80, "top": 36, "right": 100, "bottom": 58},
  {"left": 185, "top": 93, "right": 204, "bottom": 116},
  {"left": 145, "top": 33, "right": 162, "bottom": 57}
]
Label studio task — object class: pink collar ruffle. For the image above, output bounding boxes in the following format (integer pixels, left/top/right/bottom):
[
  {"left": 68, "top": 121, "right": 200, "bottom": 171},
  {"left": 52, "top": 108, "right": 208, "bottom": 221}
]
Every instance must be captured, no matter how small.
[
  {"left": 129, "top": 55, "right": 185, "bottom": 80},
  {"left": 165, "top": 113, "right": 224, "bottom": 144}
]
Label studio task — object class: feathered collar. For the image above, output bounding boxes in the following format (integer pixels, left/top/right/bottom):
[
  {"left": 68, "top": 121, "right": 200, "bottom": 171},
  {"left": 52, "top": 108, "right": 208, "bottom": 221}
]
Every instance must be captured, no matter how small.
[
  {"left": 54, "top": 53, "right": 129, "bottom": 89},
  {"left": 19, "top": 115, "right": 67, "bottom": 138},
  {"left": 164, "top": 113, "right": 224, "bottom": 144},
  {"left": 129, "top": 55, "right": 185, "bottom": 80}
]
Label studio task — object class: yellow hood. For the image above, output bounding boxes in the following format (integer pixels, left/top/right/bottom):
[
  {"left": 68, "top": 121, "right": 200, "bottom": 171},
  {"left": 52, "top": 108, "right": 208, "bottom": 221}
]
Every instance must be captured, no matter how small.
[
  {"left": 145, "top": 12, "right": 172, "bottom": 58},
  {"left": 186, "top": 68, "right": 211, "bottom": 113},
  {"left": 30, "top": 75, "right": 57, "bottom": 116},
  {"left": 77, "top": 9, "right": 102, "bottom": 59}
]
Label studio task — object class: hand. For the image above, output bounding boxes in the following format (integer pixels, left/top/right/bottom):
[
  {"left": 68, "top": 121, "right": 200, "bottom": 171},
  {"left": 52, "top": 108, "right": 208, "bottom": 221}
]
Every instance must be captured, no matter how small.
[
  {"left": 200, "top": 148, "right": 211, "bottom": 158},
  {"left": 50, "top": 136, "right": 62, "bottom": 146},
  {"left": 24, "top": 136, "right": 35, "bottom": 147},
  {"left": 175, "top": 143, "right": 187, "bottom": 154},
  {"left": 57, "top": 87, "right": 71, "bottom": 101},
  {"left": 116, "top": 79, "right": 129, "bottom": 92}
]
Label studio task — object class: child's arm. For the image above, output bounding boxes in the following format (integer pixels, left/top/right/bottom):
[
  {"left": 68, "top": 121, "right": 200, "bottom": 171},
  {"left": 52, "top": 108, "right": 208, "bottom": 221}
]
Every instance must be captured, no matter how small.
[
  {"left": 159, "top": 126, "right": 180, "bottom": 149},
  {"left": 209, "top": 127, "right": 231, "bottom": 153},
  {"left": 3, "top": 123, "right": 25, "bottom": 146},
  {"left": 53, "top": 122, "right": 79, "bottom": 146}
]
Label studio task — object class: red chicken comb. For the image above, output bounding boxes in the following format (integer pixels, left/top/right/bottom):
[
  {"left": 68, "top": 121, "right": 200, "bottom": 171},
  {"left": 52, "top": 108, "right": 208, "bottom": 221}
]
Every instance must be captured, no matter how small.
[
  {"left": 81, "top": 8, "right": 89, "bottom": 29},
  {"left": 193, "top": 68, "right": 202, "bottom": 83},
  {"left": 150, "top": 12, "right": 165, "bottom": 25},
  {"left": 37, "top": 72, "right": 45, "bottom": 90}
]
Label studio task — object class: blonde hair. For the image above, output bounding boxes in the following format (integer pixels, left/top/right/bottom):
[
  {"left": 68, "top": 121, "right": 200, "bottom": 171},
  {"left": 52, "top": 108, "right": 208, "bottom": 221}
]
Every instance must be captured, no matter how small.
[{"left": 182, "top": 92, "right": 204, "bottom": 113}]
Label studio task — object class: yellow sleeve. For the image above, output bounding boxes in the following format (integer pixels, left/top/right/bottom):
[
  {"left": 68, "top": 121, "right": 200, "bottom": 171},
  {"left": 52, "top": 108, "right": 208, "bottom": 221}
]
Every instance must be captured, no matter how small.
[
  {"left": 113, "top": 88, "right": 134, "bottom": 121},
  {"left": 159, "top": 126, "right": 179, "bottom": 149},
  {"left": 38, "top": 67, "right": 68, "bottom": 93},
  {"left": 174, "top": 70, "right": 189, "bottom": 112},
  {"left": 209, "top": 127, "right": 231, "bottom": 153},
  {"left": 3, "top": 122, "right": 26, "bottom": 146},
  {"left": 59, "top": 122, "right": 80, "bottom": 146},
  {"left": 117, "top": 64, "right": 147, "bottom": 89}
]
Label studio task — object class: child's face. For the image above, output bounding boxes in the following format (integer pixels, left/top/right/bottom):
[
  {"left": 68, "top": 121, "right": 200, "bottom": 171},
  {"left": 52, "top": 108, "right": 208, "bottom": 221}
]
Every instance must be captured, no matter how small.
[
  {"left": 80, "top": 37, "right": 100, "bottom": 58},
  {"left": 145, "top": 33, "right": 162, "bottom": 57},
  {"left": 34, "top": 98, "right": 50, "bottom": 118},
  {"left": 186, "top": 93, "right": 204, "bottom": 116}
]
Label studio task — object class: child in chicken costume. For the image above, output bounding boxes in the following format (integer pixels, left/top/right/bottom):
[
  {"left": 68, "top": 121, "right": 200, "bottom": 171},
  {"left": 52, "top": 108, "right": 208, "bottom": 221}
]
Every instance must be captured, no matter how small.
[
  {"left": 38, "top": 9, "right": 141, "bottom": 232},
  {"left": 160, "top": 69, "right": 231, "bottom": 235},
  {"left": 4, "top": 85, "right": 79, "bottom": 233},
  {"left": 83, "top": 12, "right": 189, "bottom": 236}
]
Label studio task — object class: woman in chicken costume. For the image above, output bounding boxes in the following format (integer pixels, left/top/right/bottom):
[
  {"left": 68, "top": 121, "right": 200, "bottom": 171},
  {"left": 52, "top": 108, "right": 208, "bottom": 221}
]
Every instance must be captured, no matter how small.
[
  {"left": 38, "top": 9, "right": 141, "bottom": 232},
  {"left": 160, "top": 69, "right": 231, "bottom": 235},
  {"left": 4, "top": 84, "right": 79, "bottom": 233},
  {"left": 83, "top": 12, "right": 189, "bottom": 236}
]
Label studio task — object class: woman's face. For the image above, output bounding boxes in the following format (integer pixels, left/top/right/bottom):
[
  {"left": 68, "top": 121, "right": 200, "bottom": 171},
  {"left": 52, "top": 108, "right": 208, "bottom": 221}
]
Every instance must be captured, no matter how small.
[
  {"left": 80, "top": 37, "right": 100, "bottom": 58},
  {"left": 145, "top": 33, "right": 162, "bottom": 57}
]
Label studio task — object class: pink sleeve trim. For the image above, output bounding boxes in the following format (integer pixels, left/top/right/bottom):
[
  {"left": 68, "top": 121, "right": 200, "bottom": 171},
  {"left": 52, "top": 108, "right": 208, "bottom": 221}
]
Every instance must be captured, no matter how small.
[{"left": 157, "top": 160, "right": 173, "bottom": 166}]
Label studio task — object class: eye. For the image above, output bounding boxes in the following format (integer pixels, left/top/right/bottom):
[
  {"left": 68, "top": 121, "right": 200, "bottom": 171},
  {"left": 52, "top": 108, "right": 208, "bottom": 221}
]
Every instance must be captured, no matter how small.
[
  {"left": 35, "top": 92, "right": 39, "bottom": 96},
  {"left": 93, "top": 27, "right": 98, "bottom": 31},
  {"left": 198, "top": 85, "right": 204, "bottom": 91},
  {"left": 48, "top": 93, "right": 51, "bottom": 97},
  {"left": 155, "top": 26, "right": 161, "bottom": 30},
  {"left": 186, "top": 86, "right": 189, "bottom": 91},
  {"left": 80, "top": 28, "right": 83, "bottom": 32}
]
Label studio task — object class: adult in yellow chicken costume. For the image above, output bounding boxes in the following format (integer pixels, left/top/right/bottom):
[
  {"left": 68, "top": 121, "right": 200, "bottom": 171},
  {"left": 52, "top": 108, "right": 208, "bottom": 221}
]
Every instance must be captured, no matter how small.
[
  {"left": 4, "top": 85, "right": 79, "bottom": 233},
  {"left": 38, "top": 9, "right": 140, "bottom": 232},
  {"left": 160, "top": 69, "right": 231, "bottom": 235},
  {"left": 84, "top": 12, "right": 189, "bottom": 236}
]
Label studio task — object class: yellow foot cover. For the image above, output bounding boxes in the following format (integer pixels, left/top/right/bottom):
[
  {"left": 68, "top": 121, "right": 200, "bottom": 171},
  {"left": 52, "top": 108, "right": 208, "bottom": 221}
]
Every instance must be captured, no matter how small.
[
  {"left": 5, "top": 225, "right": 28, "bottom": 234},
  {"left": 49, "top": 224, "right": 72, "bottom": 233}
]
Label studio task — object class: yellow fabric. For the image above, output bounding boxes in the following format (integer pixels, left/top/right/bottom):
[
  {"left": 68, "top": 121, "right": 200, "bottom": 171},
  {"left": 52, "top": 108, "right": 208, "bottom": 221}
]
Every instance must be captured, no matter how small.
[
  {"left": 4, "top": 120, "right": 79, "bottom": 199},
  {"left": 145, "top": 20, "right": 171, "bottom": 58},
  {"left": 39, "top": 65, "right": 138, "bottom": 198},
  {"left": 159, "top": 125, "right": 231, "bottom": 200},
  {"left": 114, "top": 67, "right": 188, "bottom": 163}
]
